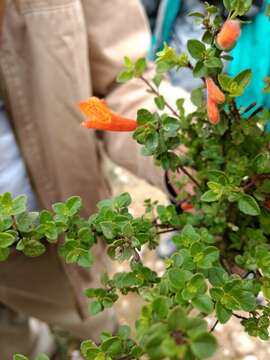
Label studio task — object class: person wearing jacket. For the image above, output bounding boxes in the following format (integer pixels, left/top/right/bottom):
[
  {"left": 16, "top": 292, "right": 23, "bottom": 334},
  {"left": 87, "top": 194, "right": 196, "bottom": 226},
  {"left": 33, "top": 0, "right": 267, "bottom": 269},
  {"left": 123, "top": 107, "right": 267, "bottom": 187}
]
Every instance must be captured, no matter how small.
[
  {"left": 142, "top": 0, "right": 270, "bottom": 130},
  {"left": 0, "top": 1, "right": 191, "bottom": 358}
]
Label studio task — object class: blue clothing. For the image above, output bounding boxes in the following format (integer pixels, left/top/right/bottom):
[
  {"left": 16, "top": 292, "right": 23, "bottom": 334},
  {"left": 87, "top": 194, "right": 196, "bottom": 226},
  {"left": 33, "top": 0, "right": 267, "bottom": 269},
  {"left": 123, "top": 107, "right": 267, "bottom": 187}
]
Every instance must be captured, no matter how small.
[
  {"left": 228, "top": 0, "right": 270, "bottom": 131},
  {"left": 149, "top": 0, "right": 182, "bottom": 59},
  {"left": 0, "top": 100, "right": 38, "bottom": 210}
]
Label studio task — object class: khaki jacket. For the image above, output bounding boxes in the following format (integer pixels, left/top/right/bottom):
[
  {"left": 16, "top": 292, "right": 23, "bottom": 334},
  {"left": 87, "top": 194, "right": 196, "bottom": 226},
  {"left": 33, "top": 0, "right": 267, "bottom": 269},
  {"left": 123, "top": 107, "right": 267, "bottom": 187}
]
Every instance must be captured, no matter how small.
[
  {"left": 0, "top": 0, "right": 171, "bottom": 216},
  {"left": 0, "top": 1, "right": 191, "bottom": 346}
]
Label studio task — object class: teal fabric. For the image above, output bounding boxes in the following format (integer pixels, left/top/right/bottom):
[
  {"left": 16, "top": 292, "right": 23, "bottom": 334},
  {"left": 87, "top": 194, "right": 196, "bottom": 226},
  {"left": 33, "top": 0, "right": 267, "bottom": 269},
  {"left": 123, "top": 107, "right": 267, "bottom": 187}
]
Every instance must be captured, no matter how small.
[
  {"left": 161, "top": 0, "right": 182, "bottom": 44},
  {"left": 150, "top": 33, "right": 158, "bottom": 60},
  {"left": 228, "top": 0, "right": 270, "bottom": 131},
  {"left": 150, "top": 0, "right": 182, "bottom": 59}
]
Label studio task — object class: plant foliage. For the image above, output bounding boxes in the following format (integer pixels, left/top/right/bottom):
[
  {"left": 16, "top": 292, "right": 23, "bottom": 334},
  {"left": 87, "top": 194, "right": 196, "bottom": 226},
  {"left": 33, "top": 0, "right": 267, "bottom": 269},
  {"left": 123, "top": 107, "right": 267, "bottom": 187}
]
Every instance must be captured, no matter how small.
[{"left": 8, "top": 1, "right": 270, "bottom": 359}]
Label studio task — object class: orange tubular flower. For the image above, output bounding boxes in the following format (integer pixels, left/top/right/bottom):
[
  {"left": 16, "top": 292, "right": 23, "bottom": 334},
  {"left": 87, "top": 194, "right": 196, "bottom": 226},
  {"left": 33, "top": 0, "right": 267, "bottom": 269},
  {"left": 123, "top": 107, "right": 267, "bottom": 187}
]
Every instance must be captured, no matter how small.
[
  {"left": 206, "top": 78, "right": 225, "bottom": 104},
  {"left": 207, "top": 98, "right": 220, "bottom": 125},
  {"left": 79, "top": 97, "right": 137, "bottom": 132},
  {"left": 217, "top": 20, "right": 241, "bottom": 50}
]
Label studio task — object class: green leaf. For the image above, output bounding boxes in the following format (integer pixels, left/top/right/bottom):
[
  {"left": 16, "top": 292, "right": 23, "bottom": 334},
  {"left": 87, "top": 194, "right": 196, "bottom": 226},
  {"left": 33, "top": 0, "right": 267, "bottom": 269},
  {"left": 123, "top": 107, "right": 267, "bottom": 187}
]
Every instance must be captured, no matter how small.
[
  {"left": 90, "top": 300, "right": 103, "bottom": 315},
  {"left": 193, "top": 60, "right": 208, "bottom": 78},
  {"left": 39, "top": 210, "right": 53, "bottom": 223},
  {"left": 176, "top": 98, "right": 185, "bottom": 115},
  {"left": 80, "top": 340, "right": 100, "bottom": 359},
  {"left": 207, "top": 181, "right": 224, "bottom": 193},
  {"left": 174, "top": 225, "right": 200, "bottom": 248},
  {"left": 96, "top": 199, "right": 113, "bottom": 210},
  {"left": 123, "top": 56, "right": 133, "bottom": 68},
  {"left": 0, "top": 232, "right": 15, "bottom": 248},
  {"left": 229, "top": 0, "right": 252, "bottom": 17},
  {"left": 234, "top": 69, "right": 252, "bottom": 89},
  {"left": 113, "top": 272, "right": 142, "bottom": 288},
  {"left": 183, "top": 274, "right": 207, "bottom": 300},
  {"left": 167, "top": 268, "right": 186, "bottom": 290},
  {"left": 0, "top": 217, "right": 12, "bottom": 232},
  {"left": 16, "top": 211, "right": 38, "bottom": 232},
  {"left": 187, "top": 40, "right": 205, "bottom": 60},
  {"left": 114, "top": 193, "right": 132, "bottom": 208},
  {"left": 0, "top": 192, "right": 26, "bottom": 216},
  {"left": 258, "top": 179, "right": 270, "bottom": 193},
  {"left": 168, "top": 306, "right": 188, "bottom": 331},
  {"left": 253, "top": 153, "right": 270, "bottom": 174},
  {"left": 190, "top": 333, "right": 217, "bottom": 359},
  {"left": 237, "top": 290, "right": 257, "bottom": 312},
  {"left": 204, "top": 57, "right": 223, "bottom": 68},
  {"left": 66, "top": 196, "right": 82, "bottom": 216},
  {"left": 41, "top": 222, "right": 58, "bottom": 242},
  {"left": 137, "top": 109, "right": 155, "bottom": 125},
  {"left": 134, "top": 58, "right": 146, "bottom": 77},
  {"left": 199, "top": 247, "right": 219, "bottom": 269},
  {"left": 201, "top": 190, "right": 222, "bottom": 202},
  {"left": 161, "top": 336, "right": 178, "bottom": 357},
  {"left": 191, "top": 88, "right": 203, "bottom": 107},
  {"left": 216, "top": 301, "right": 232, "bottom": 324},
  {"left": 208, "top": 267, "right": 229, "bottom": 286},
  {"left": 192, "top": 294, "right": 214, "bottom": 314},
  {"left": 118, "top": 325, "right": 130, "bottom": 339},
  {"left": 205, "top": 4, "right": 219, "bottom": 13},
  {"left": 154, "top": 95, "right": 165, "bottom": 110},
  {"left": 153, "top": 74, "right": 163, "bottom": 88},
  {"left": 0, "top": 247, "right": 10, "bottom": 261},
  {"left": 218, "top": 74, "right": 232, "bottom": 91},
  {"left": 210, "top": 287, "right": 224, "bottom": 302},
  {"left": 52, "top": 202, "right": 67, "bottom": 218},
  {"left": 35, "top": 355, "right": 50, "bottom": 360},
  {"left": 202, "top": 31, "right": 213, "bottom": 44},
  {"left": 152, "top": 296, "right": 170, "bottom": 320},
  {"left": 117, "top": 70, "right": 134, "bottom": 83},
  {"left": 65, "top": 248, "right": 80, "bottom": 264},
  {"left": 13, "top": 356, "right": 28, "bottom": 360},
  {"left": 94, "top": 354, "right": 106, "bottom": 360},
  {"left": 22, "top": 240, "right": 46, "bottom": 257},
  {"left": 78, "top": 250, "right": 94, "bottom": 268},
  {"left": 263, "top": 76, "right": 270, "bottom": 93},
  {"left": 145, "top": 133, "right": 159, "bottom": 154},
  {"left": 78, "top": 228, "right": 94, "bottom": 246},
  {"left": 223, "top": 0, "right": 231, "bottom": 10},
  {"left": 162, "top": 117, "right": 181, "bottom": 134},
  {"left": 12, "top": 195, "right": 27, "bottom": 215},
  {"left": 238, "top": 195, "right": 260, "bottom": 216},
  {"left": 206, "top": 170, "right": 229, "bottom": 185},
  {"left": 101, "top": 337, "right": 122, "bottom": 357},
  {"left": 1, "top": 192, "right": 13, "bottom": 210},
  {"left": 266, "top": 4, "right": 270, "bottom": 18},
  {"left": 189, "top": 11, "right": 204, "bottom": 18},
  {"left": 100, "top": 221, "right": 115, "bottom": 239}
]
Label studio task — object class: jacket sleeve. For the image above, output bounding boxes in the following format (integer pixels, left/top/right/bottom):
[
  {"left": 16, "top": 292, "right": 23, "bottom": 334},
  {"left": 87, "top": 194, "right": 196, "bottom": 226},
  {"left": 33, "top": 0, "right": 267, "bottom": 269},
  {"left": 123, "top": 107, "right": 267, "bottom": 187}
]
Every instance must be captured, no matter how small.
[{"left": 81, "top": 0, "right": 192, "bottom": 190}]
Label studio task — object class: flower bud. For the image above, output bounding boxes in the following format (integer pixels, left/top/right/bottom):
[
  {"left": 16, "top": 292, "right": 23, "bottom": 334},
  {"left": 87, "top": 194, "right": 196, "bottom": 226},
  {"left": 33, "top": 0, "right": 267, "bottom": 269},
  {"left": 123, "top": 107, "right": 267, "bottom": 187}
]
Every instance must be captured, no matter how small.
[
  {"left": 206, "top": 78, "right": 225, "bottom": 104},
  {"left": 217, "top": 20, "right": 241, "bottom": 50},
  {"left": 207, "top": 98, "right": 220, "bottom": 125}
]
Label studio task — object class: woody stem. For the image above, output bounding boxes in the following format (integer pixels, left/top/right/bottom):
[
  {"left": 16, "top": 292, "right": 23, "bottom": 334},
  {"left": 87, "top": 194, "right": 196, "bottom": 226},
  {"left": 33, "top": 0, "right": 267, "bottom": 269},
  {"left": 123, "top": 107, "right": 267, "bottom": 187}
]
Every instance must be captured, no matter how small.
[
  {"left": 177, "top": 166, "right": 202, "bottom": 190},
  {"left": 140, "top": 75, "right": 202, "bottom": 191},
  {"left": 139, "top": 75, "right": 179, "bottom": 118}
]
